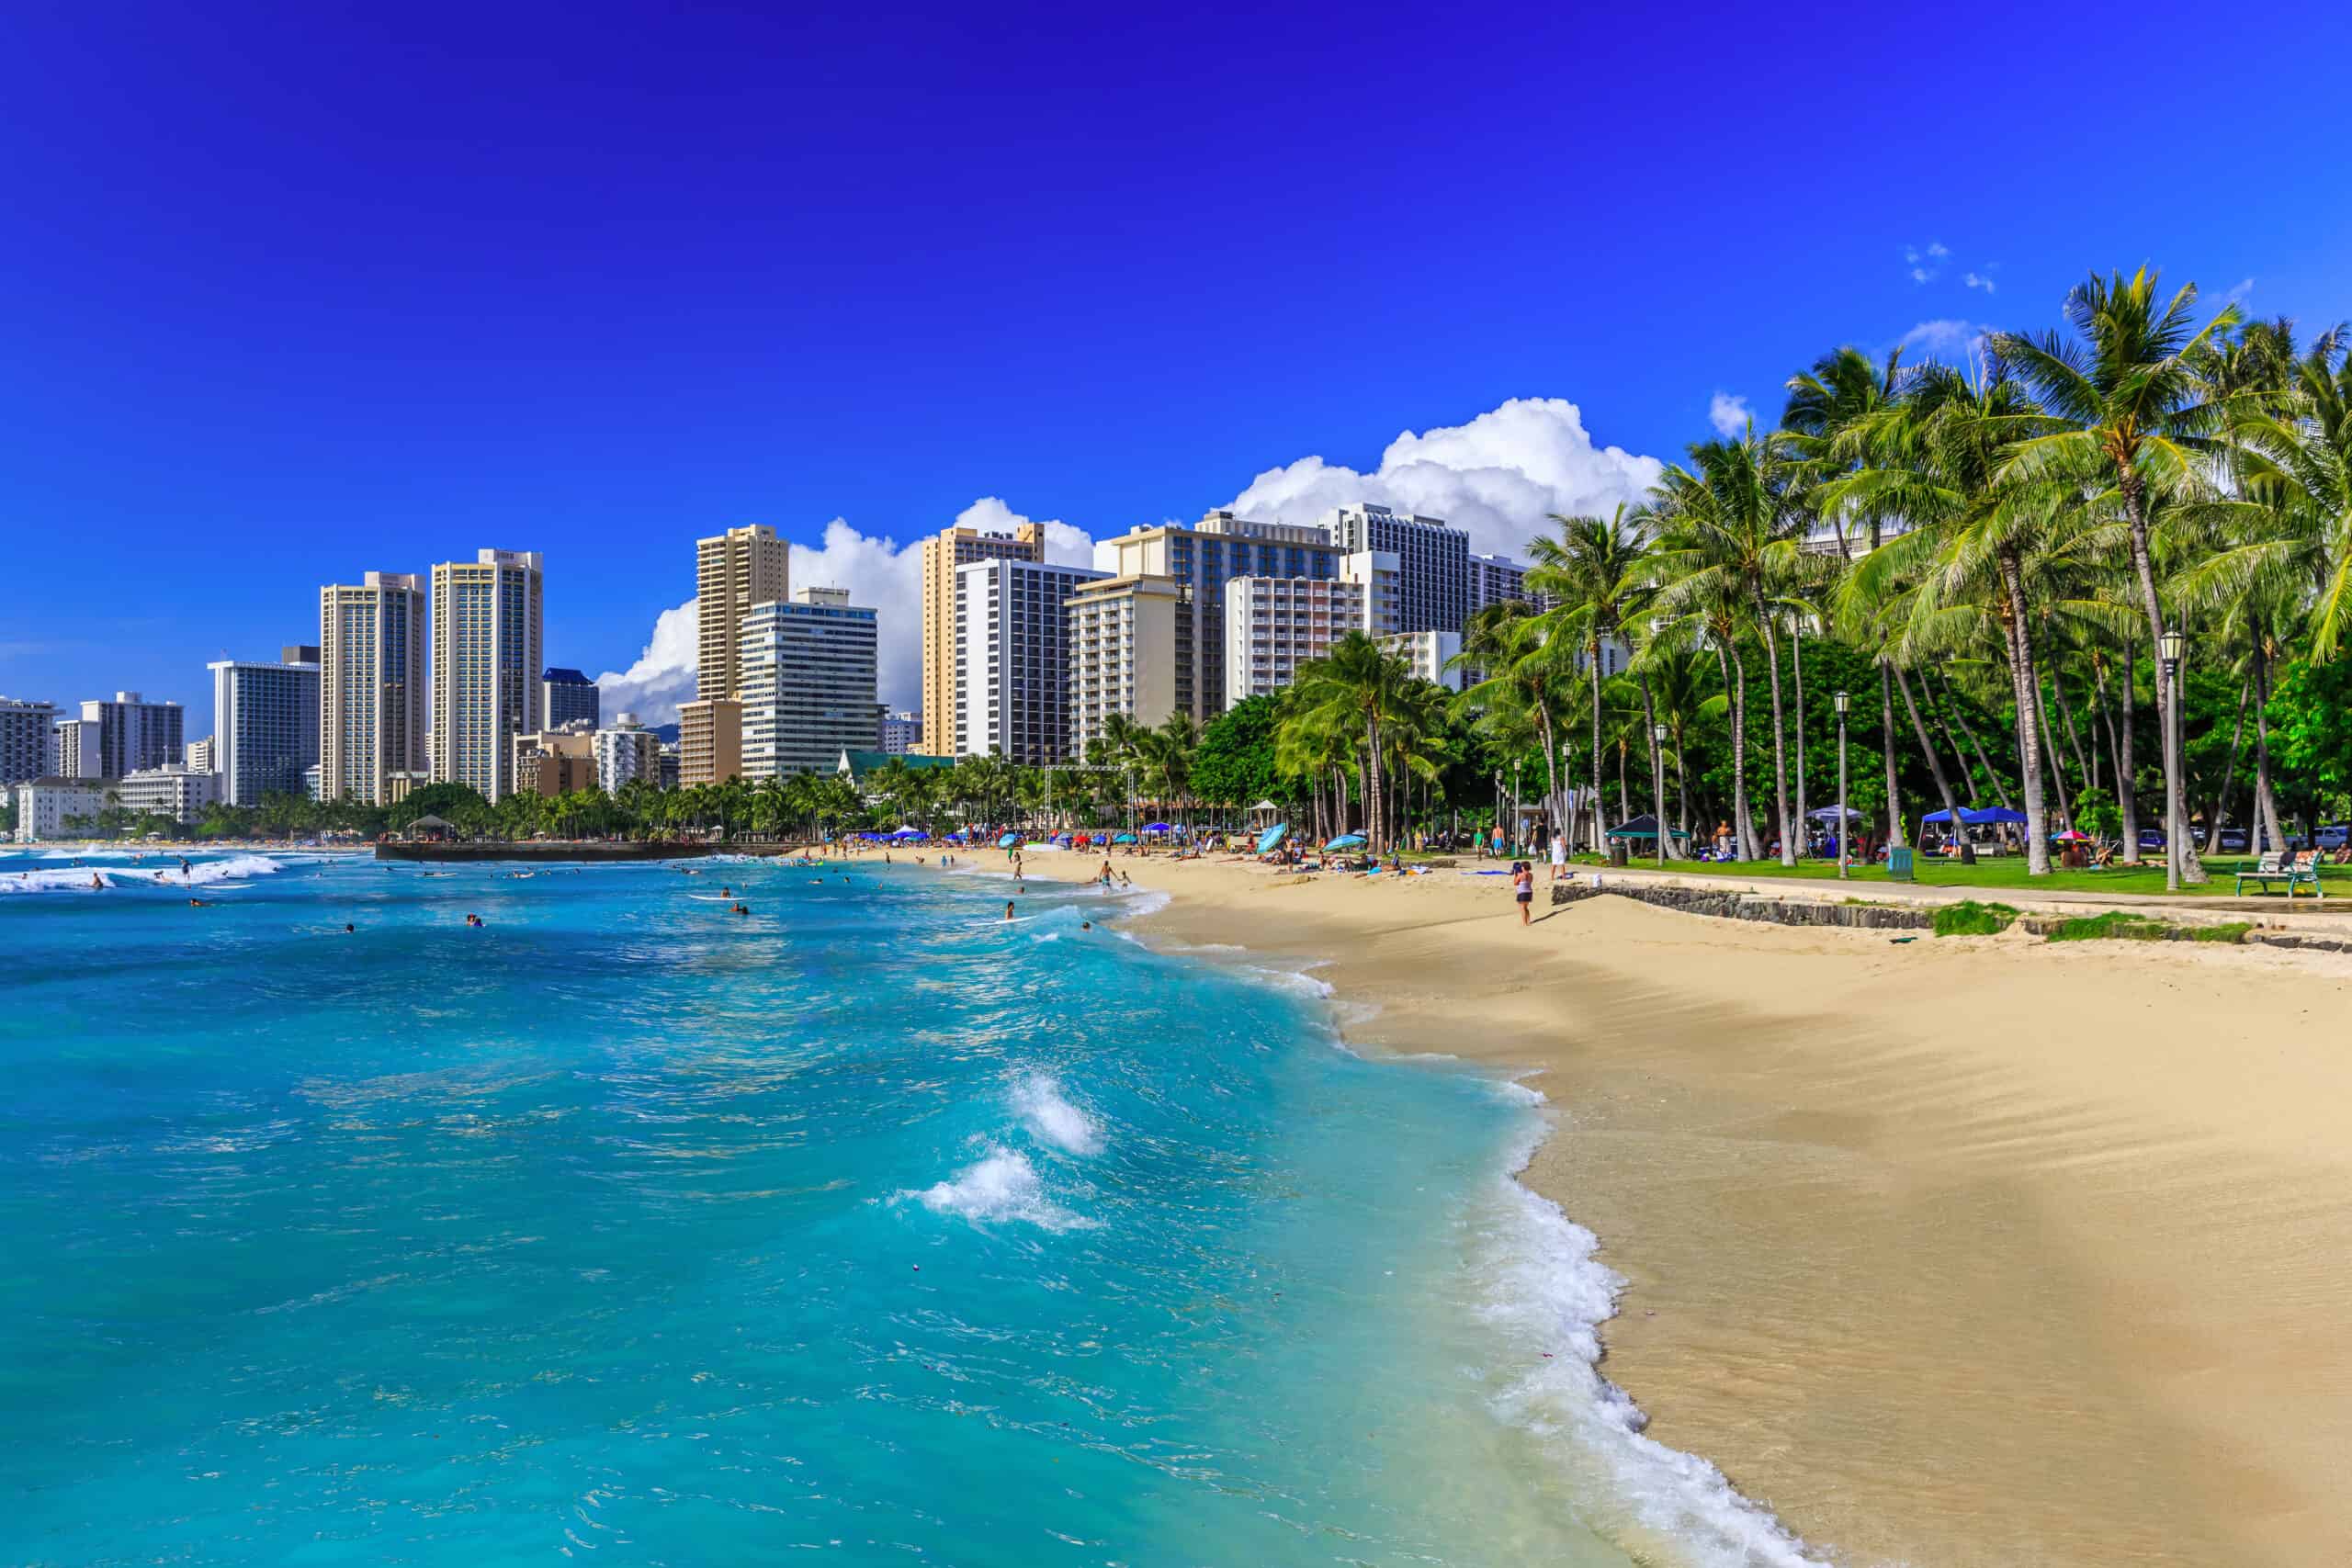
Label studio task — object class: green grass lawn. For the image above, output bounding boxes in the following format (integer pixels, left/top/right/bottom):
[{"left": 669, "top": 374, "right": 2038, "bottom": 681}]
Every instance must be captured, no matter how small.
[{"left": 1570, "top": 852, "right": 2348, "bottom": 899}]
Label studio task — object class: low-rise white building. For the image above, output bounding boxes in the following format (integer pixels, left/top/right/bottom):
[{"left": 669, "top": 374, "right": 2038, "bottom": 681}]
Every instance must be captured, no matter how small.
[
  {"left": 11, "top": 778, "right": 109, "bottom": 842},
  {"left": 118, "top": 764, "right": 221, "bottom": 824},
  {"left": 593, "top": 712, "right": 664, "bottom": 795}
]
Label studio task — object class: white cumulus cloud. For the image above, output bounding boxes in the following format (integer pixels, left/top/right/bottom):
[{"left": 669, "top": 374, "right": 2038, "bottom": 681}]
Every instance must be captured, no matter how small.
[
  {"left": 600, "top": 396, "right": 1665, "bottom": 726},
  {"left": 1707, "top": 391, "right": 1751, "bottom": 438},
  {"left": 596, "top": 499, "right": 1093, "bottom": 720},
  {"left": 1962, "top": 271, "right": 1996, "bottom": 293},
  {"left": 1217, "top": 396, "right": 1662, "bottom": 561}
]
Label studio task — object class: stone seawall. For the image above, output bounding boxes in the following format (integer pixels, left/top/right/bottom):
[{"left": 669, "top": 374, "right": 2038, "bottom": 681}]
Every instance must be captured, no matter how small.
[
  {"left": 1548, "top": 878, "right": 1935, "bottom": 931},
  {"left": 375, "top": 841, "right": 803, "bottom": 864}
]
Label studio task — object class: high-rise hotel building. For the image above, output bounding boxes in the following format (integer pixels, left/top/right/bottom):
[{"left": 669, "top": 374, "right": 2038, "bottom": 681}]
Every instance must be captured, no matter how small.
[
  {"left": 682, "top": 525, "right": 786, "bottom": 785},
  {"left": 1066, "top": 573, "right": 1186, "bottom": 759},
  {"left": 1091, "top": 511, "right": 1339, "bottom": 724},
  {"left": 954, "top": 558, "right": 1103, "bottom": 763},
  {"left": 1220, "top": 551, "right": 1401, "bottom": 708},
  {"left": 919, "top": 519, "right": 1045, "bottom": 756},
  {"left": 320, "top": 572, "right": 427, "bottom": 806},
  {"left": 0, "top": 697, "right": 56, "bottom": 786},
  {"left": 1323, "top": 503, "right": 1470, "bottom": 635},
  {"left": 208, "top": 646, "right": 320, "bottom": 806},
  {"left": 430, "top": 550, "right": 543, "bottom": 802},
  {"left": 740, "top": 587, "right": 883, "bottom": 778}
]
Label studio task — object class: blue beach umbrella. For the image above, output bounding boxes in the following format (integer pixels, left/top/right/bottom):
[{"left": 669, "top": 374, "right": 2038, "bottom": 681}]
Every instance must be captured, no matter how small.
[
  {"left": 1143, "top": 822, "right": 1172, "bottom": 833},
  {"left": 998, "top": 832, "right": 1020, "bottom": 848},
  {"left": 1114, "top": 832, "right": 1138, "bottom": 843},
  {"left": 1256, "top": 822, "right": 1288, "bottom": 854},
  {"left": 1327, "top": 833, "right": 1366, "bottom": 850}
]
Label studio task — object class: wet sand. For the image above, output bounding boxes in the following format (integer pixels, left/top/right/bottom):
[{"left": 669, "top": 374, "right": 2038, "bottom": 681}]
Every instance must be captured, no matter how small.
[{"left": 994, "top": 851, "right": 2352, "bottom": 1567}]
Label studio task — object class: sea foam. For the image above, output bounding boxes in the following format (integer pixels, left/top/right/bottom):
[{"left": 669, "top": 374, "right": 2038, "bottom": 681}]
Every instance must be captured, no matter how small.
[
  {"left": 1010, "top": 1074, "right": 1102, "bottom": 1156},
  {"left": 899, "top": 1146, "right": 1092, "bottom": 1231},
  {"left": 2, "top": 854, "right": 289, "bottom": 894},
  {"left": 1467, "top": 1122, "right": 1826, "bottom": 1567}
]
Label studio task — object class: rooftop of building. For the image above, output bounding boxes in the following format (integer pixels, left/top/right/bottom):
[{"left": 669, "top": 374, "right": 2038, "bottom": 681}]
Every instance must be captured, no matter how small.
[{"left": 543, "top": 666, "right": 593, "bottom": 684}]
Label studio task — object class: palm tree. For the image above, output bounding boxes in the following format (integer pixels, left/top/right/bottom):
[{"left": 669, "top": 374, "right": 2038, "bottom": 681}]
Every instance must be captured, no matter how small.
[
  {"left": 1290, "top": 633, "right": 1414, "bottom": 853},
  {"left": 1995, "top": 268, "right": 2242, "bottom": 883},
  {"left": 1451, "top": 602, "right": 1577, "bottom": 848},
  {"left": 1649, "top": 432, "right": 1809, "bottom": 861},
  {"left": 1827, "top": 355, "right": 2067, "bottom": 873},
  {"left": 1525, "top": 503, "right": 1654, "bottom": 852}
]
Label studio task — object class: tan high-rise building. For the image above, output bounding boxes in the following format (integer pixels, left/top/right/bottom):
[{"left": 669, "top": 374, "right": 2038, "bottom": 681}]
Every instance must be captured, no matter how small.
[
  {"left": 1066, "top": 573, "right": 1185, "bottom": 760},
  {"left": 920, "top": 519, "right": 1046, "bottom": 755},
  {"left": 511, "top": 728, "right": 599, "bottom": 797},
  {"left": 317, "top": 570, "right": 427, "bottom": 804},
  {"left": 677, "top": 696, "right": 742, "bottom": 787},
  {"left": 695, "top": 525, "right": 788, "bottom": 702},
  {"left": 430, "top": 550, "right": 544, "bottom": 802}
]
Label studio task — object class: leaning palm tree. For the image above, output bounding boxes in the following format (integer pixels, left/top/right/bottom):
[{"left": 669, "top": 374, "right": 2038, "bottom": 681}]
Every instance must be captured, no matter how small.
[
  {"left": 1451, "top": 601, "right": 1578, "bottom": 845},
  {"left": 1994, "top": 268, "right": 2242, "bottom": 883}
]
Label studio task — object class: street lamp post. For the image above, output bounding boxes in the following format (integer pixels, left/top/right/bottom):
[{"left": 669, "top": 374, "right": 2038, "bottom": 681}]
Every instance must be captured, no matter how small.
[
  {"left": 2160, "top": 629, "right": 2186, "bottom": 893},
  {"left": 1834, "top": 690, "right": 1851, "bottom": 880},
  {"left": 1652, "top": 722, "right": 1668, "bottom": 868}
]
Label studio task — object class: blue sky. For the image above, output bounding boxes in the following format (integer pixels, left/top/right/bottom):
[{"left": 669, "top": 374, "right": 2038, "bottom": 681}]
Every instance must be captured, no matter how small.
[{"left": 6, "top": 1, "right": 2349, "bottom": 717}]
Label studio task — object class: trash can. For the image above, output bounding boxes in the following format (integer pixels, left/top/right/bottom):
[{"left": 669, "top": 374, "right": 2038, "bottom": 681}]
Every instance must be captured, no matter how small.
[
  {"left": 1887, "top": 846, "right": 1915, "bottom": 883},
  {"left": 1608, "top": 839, "right": 1630, "bottom": 867}
]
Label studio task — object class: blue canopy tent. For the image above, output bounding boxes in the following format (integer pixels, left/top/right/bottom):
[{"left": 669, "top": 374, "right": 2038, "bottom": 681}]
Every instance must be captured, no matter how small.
[
  {"left": 1256, "top": 822, "right": 1288, "bottom": 855},
  {"left": 1920, "top": 806, "right": 2029, "bottom": 827},
  {"left": 887, "top": 826, "right": 927, "bottom": 841}
]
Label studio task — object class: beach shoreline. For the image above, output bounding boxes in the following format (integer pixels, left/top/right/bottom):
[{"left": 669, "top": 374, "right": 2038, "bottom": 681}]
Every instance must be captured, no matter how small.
[{"left": 945, "top": 844, "right": 2352, "bottom": 1568}]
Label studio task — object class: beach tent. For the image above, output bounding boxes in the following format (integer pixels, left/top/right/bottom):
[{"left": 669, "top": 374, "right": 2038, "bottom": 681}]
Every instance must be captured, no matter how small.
[
  {"left": 887, "top": 826, "right": 927, "bottom": 840},
  {"left": 1256, "top": 822, "right": 1288, "bottom": 854},
  {"left": 1606, "top": 813, "right": 1662, "bottom": 840},
  {"left": 1326, "top": 832, "right": 1366, "bottom": 849},
  {"left": 1921, "top": 806, "right": 2030, "bottom": 827},
  {"left": 1806, "top": 805, "right": 1864, "bottom": 820},
  {"left": 1142, "top": 821, "right": 1172, "bottom": 833}
]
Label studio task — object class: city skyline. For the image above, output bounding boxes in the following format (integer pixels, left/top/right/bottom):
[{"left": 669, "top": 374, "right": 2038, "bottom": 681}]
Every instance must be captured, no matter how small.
[{"left": 9, "top": 4, "right": 2344, "bottom": 721}]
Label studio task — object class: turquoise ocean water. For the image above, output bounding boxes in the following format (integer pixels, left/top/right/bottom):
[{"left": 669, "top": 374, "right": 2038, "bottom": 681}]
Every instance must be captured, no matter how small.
[{"left": 0, "top": 850, "right": 1812, "bottom": 1566}]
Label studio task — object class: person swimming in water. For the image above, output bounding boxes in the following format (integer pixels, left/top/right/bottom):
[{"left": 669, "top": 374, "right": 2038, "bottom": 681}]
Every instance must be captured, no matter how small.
[
  {"left": 344, "top": 923, "right": 355, "bottom": 933},
  {"left": 187, "top": 897, "right": 209, "bottom": 907},
  {"left": 89, "top": 873, "right": 104, "bottom": 890},
  {"left": 1003, "top": 900, "right": 1015, "bottom": 921}
]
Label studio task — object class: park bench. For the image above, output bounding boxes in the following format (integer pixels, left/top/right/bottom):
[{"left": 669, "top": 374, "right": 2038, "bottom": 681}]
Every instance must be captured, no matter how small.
[{"left": 2234, "top": 851, "right": 2325, "bottom": 899}]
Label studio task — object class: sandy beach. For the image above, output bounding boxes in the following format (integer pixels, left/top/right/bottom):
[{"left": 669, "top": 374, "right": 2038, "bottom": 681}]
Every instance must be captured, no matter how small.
[{"left": 982, "top": 848, "right": 2352, "bottom": 1567}]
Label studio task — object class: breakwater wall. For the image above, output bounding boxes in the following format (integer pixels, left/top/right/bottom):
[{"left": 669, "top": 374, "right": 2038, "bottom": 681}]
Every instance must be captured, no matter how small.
[
  {"left": 375, "top": 841, "right": 807, "bottom": 864},
  {"left": 1548, "top": 878, "right": 1935, "bottom": 931}
]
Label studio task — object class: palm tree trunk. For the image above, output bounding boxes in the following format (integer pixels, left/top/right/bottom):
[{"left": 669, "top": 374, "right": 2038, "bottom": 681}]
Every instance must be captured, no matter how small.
[
  {"left": 1894, "top": 666, "right": 1963, "bottom": 831},
  {"left": 1718, "top": 641, "right": 1758, "bottom": 860},
  {"left": 1536, "top": 706, "right": 1562, "bottom": 860},
  {"left": 1938, "top": 672, "right": 2008, "bottom": 809},
  {"left": 2121, "top": 489, "right": 2206, "bottom": 882},
  {"left": 2050, "top": 660, "right": 2095, "bottom": 797},
  {"left": 2253, "top": 637, "right": 2285, "bottom": 853},
  {"left": 1879, "top": 661, "right": 1905, "bottom": 847},
  {"left": 2116, "top": 632, "right": 2141, "bottom": 863},
  {"left": 2201, "top": 681, "right": 2248, "bottom": 856},
  {"left": 1638, "top": 673, "right": 1662, "bottom": 847},
  {"left": 1792, "top": 622, "right": 1808, "bottom": 856},
  {"left": 1589, "top": 652, "right": 1608, "bottom": 852},
  {"left": 1753, "top": 593, "right": 1796, "bottom": 866},
  {"left": 1995, "top": 551, "right": 2052, "bottom": 875}
]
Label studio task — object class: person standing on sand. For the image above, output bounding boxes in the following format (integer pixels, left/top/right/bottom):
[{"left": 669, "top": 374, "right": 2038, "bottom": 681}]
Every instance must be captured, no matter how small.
[
  {"left": 1512, "top": 860, "right": 1534, "bottom": 925},
  {"left": 1549, "top": 829, "right": 1567, "bottom": 883}
]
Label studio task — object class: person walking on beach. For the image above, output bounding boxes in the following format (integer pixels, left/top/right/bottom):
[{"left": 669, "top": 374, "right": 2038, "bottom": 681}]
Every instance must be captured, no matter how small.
[
  {"left": 1512, "top": 860, "right": 1534, "bottom": 925},
  {"left": 1549, "top": 829, "right": 1567, "bottom": 884}
]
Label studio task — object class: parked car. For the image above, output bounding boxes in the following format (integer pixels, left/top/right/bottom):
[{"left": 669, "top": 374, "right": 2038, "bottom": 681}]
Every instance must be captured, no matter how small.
[
  {"left": 2138, "top": 827, "right": 2167, "bottom": 851},
  {"left": 2218, "top": 828, "right": 2249, "bottom": 853},
  {"left": 2317, "top": 824, "right": 2351, "bottom": 852}
]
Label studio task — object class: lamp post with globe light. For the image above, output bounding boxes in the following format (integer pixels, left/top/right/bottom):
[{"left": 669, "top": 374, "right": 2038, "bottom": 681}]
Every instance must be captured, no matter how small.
[{"left": 1835, "top": 690, "right": 1851, "bottom": 879}]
